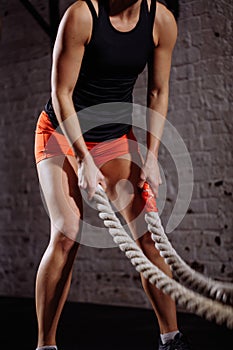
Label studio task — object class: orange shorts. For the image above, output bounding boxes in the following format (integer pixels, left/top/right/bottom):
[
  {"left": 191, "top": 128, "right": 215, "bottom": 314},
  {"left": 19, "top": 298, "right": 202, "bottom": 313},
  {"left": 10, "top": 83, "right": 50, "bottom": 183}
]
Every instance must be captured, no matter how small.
[
  {"left": 34, "top": 111, "right": 158, "bottom": 212},
  {"left": 34, "top": 111, "right": 139, "bottom": 167}
]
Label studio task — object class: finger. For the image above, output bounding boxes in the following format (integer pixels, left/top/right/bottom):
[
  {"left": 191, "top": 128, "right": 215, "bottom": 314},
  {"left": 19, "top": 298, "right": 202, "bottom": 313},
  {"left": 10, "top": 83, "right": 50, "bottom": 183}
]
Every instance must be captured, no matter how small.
[
  {"left": 78, "top": 177, "right": 81, "bottom": 187},
  {"left": 147, "top": 179, "right": 158, "bottom": 197},
  {"left": 97, "top": 170, "right": 107, "bottom": 190},
  {"left": 159, "top": 175, "right": 162, "bottom": 185},
  {"left": 88, "top": 186, "right": 96, "bottom": 200},
  {"left": 137, "top": 171, "right": 146, "bottom": 189},
  {"left": 78, "top": 178, "right": 86, "bottom": 189},
  {"left": 100, "top": 178, "right": 107, "bottom": 191},
  {"left": 98, "top": 171, "right": 105, "bottom": 182},
  {"left": 138, "top": 180, "right": 146, "bottom": 189},
  {"left": 152, "top": 184, "right": 159, "bottom": 198}
]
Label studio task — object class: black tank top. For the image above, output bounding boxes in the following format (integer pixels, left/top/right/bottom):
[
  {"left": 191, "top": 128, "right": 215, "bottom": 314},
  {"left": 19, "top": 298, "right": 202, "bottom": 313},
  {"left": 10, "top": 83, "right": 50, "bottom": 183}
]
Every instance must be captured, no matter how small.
[{"left": 45, "top": 0, "right": 156, "bottom": 141}]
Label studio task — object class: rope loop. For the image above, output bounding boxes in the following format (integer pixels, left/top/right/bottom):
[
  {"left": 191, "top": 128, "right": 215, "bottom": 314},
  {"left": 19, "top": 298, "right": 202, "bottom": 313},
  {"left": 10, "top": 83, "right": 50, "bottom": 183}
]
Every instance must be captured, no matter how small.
[{"left": 92, "top": 186, "right": 233, "bottom": 329}]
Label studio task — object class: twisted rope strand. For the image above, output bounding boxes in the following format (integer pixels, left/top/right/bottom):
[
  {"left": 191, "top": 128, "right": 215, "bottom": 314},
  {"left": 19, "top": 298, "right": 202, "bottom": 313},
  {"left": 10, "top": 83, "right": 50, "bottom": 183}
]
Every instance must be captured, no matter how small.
[
  {"left": 93, "top": 188, "right": 233, "bottom": 329},
  {"left": 145, "top": 212, "right": 233, "bottom": 306}
]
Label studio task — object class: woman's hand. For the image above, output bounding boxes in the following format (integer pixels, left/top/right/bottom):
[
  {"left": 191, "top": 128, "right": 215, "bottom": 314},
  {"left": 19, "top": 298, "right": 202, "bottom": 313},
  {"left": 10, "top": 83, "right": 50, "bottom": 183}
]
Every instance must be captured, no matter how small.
[
  {"left": 78, "top": 153, "right": 107, "bottom": 200},
  {"left": 137, "top": 154, "right": 162, "bottom": 198}
]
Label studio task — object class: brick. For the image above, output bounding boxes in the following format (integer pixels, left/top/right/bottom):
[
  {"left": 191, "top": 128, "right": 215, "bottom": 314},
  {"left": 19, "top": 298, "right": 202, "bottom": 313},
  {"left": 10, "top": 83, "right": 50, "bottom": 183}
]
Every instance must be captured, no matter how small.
[
  {"left": 192, "top": 1, "right": 209, "bottom": 16},
  {"left": 179, "top": 17, "right": 201, "bottom": 33},
  {"left": 0, "top": 0, "right": 232, "bottom": 308}
]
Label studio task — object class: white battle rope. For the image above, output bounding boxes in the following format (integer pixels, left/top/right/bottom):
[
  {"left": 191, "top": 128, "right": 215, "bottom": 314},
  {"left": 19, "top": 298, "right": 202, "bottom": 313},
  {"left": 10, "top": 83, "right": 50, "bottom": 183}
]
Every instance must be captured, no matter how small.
[
  {"left": 145, "top": 212, "right": 233, "bottom": 306},
  {"left": 93, "top": 186, "right": 233, "bottom": 330}
]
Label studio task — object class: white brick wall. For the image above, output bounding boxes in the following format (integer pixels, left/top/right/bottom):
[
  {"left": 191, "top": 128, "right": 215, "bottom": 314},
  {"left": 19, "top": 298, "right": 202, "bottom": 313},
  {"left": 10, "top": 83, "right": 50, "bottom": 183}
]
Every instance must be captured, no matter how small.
[{"left": 0, "top": 0, "right": 232, "bottom": 308}]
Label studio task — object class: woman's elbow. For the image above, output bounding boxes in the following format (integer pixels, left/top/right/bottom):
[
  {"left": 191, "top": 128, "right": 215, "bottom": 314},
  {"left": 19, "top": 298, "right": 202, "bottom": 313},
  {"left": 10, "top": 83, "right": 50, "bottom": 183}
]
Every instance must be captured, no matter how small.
[
  {"left": 148, "top": 87, "right": 168, "bottom": 100},
  {"left": 51, "top": 89, "right": 73, "bottom": 103}
]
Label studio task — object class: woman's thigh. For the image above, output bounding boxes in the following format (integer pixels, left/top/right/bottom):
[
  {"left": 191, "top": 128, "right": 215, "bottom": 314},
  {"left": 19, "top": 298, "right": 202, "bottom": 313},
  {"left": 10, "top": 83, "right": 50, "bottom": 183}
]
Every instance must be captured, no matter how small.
[
  {"left": 36, "top": 154, "right": 83, "bottom": 242},
  {"left": 100, "top": 152, "right": 150, "bottom": 240}
]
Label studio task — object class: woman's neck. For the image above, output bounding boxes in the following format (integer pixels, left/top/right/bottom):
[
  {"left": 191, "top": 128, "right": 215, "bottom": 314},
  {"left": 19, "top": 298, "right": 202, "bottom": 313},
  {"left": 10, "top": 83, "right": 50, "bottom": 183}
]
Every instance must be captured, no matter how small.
[{"left": 108, "top": 0, "right": 141, "bottom": 16}]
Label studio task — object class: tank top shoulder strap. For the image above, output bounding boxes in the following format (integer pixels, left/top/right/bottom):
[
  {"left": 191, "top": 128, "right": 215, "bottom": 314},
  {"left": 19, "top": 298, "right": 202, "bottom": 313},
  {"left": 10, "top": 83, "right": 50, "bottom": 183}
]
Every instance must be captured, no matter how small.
[
  {"left": 149, "top": 0, "right": 157, "bottom": 28},
  {"left": 84, "top": 0, "right": 98, "bottom": 21}
]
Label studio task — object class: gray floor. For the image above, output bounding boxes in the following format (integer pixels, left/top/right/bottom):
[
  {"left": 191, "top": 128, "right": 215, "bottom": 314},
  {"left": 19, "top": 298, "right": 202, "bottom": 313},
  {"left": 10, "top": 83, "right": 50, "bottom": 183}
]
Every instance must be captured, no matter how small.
[{"left": 1, "top": 297, "right": 232, "bottom": 350}]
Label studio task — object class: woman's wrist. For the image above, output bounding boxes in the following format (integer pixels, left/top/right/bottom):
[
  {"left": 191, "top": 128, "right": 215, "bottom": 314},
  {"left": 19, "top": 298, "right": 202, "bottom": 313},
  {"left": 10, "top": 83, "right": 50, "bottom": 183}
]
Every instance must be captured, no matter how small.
[
  {"left": 74, "top": 143, "right": 90, "bottom": 163},
  {"left": 145, "top": 149, "right": 159, "bottom": 163},
  {"left": 77, "top": 150, "right": 95, "bottom": 167}
]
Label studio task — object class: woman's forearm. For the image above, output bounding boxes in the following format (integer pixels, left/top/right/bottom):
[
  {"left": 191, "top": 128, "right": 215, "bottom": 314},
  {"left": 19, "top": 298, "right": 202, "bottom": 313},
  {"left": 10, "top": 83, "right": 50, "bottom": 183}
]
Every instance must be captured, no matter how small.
[
  {"left": 52, "top": 92, "right": 89, "bottom": 160},
  {"left": 146, "top": 90, "right": 168, "bottom": 159}
]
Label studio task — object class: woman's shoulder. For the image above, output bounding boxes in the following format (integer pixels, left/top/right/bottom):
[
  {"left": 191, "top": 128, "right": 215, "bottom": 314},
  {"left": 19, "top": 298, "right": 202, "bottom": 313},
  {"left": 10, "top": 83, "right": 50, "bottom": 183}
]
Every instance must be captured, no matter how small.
[
  {"left": 156, "top": 2, "right": 177, "bottom": 32},
  {"left": 154, "top": 1, "right": 178, "bottom": 47},
  {"left": 64, "top": 0, "right": 98, "bottom": 22},
  {"left": 59, "top": 0, "right": 97, "bottom": 34},
  {"left": 57, "top": 1, "right": 94, "bottom": 43},
  {"left": 157, "top": 0, "right": 179, "bottom": 22},
  {"left": 65, "top": 1, "right": 91, "bottom": 16},
  {"left": 156, "top": 1, "right": 177, "bottom": 25},
  {"left": 66, "top": 0, "right": 99, "bottom": 15}
]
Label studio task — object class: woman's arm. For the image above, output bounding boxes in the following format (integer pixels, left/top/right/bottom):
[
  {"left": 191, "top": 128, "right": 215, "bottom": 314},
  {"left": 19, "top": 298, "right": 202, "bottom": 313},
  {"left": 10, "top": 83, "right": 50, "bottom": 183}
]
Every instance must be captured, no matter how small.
[
  {"left": 138, "top": 3, "right": 178, "bottom": 197},
  {"left": 51, "top": 1, "right": 106, "bottom": 198},
  {"left": 51, "top": 1, "right": 91, "bottom": 159}
]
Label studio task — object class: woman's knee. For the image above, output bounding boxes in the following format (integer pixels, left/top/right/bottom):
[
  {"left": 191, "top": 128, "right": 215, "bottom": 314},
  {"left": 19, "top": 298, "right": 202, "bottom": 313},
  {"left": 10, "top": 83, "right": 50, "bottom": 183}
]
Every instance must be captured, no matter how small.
[
  {"left": 138, "top": 231, "right": 161, "bottom": 259},
  {"left": 50, "top": 216, "right": 81, "bottom": 253}
]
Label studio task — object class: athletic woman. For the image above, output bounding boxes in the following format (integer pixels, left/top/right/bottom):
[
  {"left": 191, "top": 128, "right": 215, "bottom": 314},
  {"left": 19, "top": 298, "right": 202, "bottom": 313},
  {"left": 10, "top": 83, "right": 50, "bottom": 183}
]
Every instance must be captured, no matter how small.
[{"left": 34, "top": 1, "right": 191, "bottom": 349}]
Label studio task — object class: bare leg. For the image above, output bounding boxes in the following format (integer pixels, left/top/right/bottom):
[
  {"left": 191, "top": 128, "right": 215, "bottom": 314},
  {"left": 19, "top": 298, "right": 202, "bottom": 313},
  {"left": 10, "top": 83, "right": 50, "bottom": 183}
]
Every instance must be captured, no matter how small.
[
  {"left": 137, "top": 234, "right": 178, "bottom": 333},
  {"left": 35, "top": 155, "right": 82, "bottom": 347},
  {"left": 101, "top": 153, "right": 178, "bottom": 334}
]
